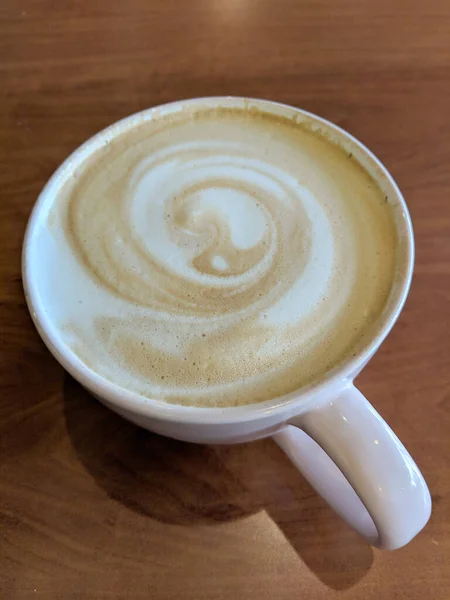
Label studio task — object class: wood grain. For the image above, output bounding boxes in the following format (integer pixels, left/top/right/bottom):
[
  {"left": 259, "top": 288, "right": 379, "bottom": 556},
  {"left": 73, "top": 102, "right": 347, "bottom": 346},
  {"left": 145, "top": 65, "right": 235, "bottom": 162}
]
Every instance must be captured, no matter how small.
[{"left": 1, "top": 1, "right": 449, "bottom": 598}]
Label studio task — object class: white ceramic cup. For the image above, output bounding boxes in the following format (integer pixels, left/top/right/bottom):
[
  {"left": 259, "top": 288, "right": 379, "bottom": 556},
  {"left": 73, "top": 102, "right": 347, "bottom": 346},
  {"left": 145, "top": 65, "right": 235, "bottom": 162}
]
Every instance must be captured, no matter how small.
[{"left": 22, "top": 97, "right": 431, "bottom": 550}]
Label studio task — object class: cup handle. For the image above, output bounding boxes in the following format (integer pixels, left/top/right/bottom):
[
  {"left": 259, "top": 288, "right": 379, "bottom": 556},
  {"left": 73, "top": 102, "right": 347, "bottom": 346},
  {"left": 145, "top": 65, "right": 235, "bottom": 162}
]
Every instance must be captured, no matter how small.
[{"left": 273, "top": 384, "right": 431, "bottom": 549}]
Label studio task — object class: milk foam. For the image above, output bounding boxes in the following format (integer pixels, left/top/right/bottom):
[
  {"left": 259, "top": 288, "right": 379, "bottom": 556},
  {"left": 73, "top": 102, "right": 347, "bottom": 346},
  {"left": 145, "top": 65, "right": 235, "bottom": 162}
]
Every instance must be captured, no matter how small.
[{"left": 34, "top": 105, "right": 398, "bottom": 407}]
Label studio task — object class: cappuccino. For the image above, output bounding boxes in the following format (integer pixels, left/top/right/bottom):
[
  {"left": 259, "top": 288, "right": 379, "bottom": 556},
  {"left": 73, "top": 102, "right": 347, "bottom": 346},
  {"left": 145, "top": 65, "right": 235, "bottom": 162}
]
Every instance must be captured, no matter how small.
[{"left": 32, "top": 101, "right": 399, "bottom": 407}]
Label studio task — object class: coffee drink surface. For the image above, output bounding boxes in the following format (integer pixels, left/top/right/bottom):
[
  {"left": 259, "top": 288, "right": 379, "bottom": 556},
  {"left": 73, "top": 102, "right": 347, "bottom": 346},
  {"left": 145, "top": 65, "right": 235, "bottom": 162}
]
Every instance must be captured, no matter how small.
[{"left": 34, "top": 103, "right": 399, "bottom": 407}]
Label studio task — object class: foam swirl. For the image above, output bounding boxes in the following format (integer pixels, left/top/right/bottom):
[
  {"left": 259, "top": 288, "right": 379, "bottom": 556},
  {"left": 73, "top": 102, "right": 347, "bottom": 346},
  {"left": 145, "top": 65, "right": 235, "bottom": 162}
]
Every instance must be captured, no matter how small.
[{"left": 50, "top": 106, "right": 397, "bottom": 406}]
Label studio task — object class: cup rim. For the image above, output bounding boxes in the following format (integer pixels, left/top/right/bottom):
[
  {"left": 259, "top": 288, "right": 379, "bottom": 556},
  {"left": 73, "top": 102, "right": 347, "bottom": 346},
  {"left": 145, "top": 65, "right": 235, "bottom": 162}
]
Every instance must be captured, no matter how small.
[{"left": 22, "top": 96, "right": 414, "bottom": 425}]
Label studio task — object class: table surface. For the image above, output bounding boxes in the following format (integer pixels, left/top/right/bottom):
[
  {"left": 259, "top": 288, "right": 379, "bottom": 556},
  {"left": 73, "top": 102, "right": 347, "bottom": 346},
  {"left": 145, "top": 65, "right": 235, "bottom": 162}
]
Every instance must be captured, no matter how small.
[{"left": 1, "top": 1, "right": 449, "bottom": 598}]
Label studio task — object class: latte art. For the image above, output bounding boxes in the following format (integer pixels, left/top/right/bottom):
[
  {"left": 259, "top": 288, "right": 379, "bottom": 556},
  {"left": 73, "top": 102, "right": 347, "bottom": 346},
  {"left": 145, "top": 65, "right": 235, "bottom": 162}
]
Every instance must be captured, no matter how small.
[
  {"left": 41, "top": 104, "right": 398, "bottom": 407},
  {"left": 68, "top": 144, "right": 325, "bottom": 316}
]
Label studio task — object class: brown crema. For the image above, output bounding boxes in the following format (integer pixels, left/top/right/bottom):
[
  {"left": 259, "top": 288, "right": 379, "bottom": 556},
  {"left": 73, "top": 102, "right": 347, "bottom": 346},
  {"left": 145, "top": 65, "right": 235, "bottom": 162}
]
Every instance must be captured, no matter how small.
[{"left": 47, "top": 104, "right": 399, "bottom": 407}]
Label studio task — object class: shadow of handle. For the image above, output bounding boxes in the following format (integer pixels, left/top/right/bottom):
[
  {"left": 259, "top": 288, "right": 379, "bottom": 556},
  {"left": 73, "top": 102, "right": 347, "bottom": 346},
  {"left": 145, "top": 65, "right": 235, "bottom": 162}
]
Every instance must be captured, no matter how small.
[{"left": 273, "top": 384, "right": 431, "bottom": 550}]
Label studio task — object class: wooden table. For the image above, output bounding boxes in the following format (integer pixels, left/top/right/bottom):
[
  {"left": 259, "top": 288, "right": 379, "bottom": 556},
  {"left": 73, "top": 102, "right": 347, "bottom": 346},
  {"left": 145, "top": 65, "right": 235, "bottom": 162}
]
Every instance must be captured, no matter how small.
[{"left": 1, "top": 1, "right": 449, "bottom": 598}]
